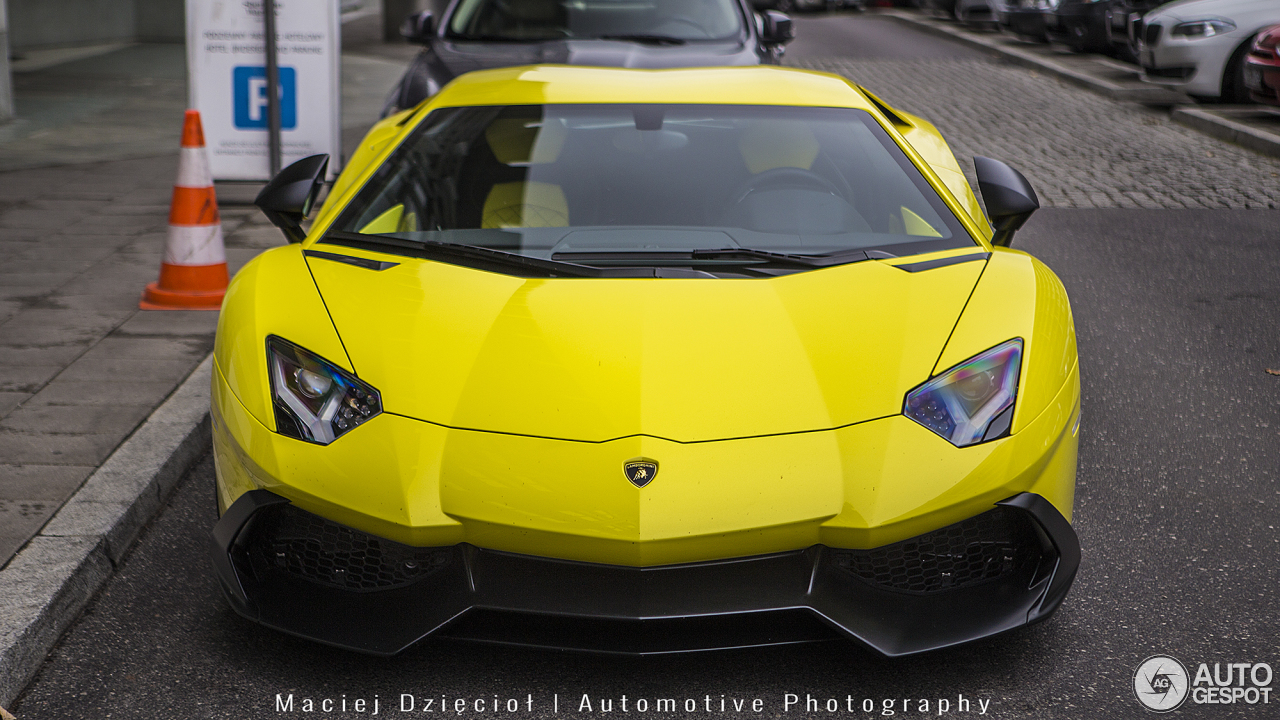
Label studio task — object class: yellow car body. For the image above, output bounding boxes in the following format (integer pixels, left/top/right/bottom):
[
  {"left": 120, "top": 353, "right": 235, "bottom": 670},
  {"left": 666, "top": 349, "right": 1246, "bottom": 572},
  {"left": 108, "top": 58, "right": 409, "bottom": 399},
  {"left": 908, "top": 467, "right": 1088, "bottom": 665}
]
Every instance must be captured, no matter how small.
[{"left": 210, "top": 66, "right": 1080, "bottom": 657}]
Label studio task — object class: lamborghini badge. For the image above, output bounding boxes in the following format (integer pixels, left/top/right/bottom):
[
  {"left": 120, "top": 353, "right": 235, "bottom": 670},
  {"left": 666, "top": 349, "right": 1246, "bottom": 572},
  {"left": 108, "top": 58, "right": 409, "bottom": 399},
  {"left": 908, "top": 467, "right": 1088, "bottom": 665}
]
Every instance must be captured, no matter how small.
[{"left": 623, "top": 458, "right": 659, "bottom": 488}]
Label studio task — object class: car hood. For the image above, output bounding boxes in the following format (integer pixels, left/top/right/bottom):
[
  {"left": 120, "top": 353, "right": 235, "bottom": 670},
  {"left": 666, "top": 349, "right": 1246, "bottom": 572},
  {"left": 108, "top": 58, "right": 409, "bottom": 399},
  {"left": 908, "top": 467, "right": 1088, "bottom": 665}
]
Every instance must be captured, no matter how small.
[
  {"left": 1151, "top": 0, "right": 1277, "bottom": 21},
  {"left": 307, "top": 254, "right": 986, "bottom": 443},
  {"left": 430, "top": 38, "right": 760, "bottom": 80}
]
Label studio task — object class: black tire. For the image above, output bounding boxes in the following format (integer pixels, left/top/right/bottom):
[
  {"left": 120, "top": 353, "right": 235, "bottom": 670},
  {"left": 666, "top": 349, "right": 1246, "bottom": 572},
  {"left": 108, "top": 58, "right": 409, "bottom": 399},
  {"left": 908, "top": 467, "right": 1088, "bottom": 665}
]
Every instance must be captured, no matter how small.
[{"left": 1219, "top": 40, "right": 1254, "bottom": 104}]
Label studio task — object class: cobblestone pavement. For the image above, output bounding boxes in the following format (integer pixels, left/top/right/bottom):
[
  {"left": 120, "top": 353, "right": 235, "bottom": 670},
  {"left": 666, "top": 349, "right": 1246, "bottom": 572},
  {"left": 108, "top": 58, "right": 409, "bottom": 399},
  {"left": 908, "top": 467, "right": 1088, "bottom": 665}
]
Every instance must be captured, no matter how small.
[{"left": 791, "top": 57, "right": 1280, "bottom": 209}]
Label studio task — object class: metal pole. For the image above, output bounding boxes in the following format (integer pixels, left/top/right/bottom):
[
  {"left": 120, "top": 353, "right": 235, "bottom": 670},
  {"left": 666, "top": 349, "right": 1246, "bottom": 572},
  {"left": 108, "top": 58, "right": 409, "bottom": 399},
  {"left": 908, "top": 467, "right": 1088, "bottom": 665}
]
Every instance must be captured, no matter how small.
[
  {"left": 263, "top": 0, "right": 282, "bottom": 176},
  {"left": 0, "top": 0, "right": 14, "bottom": 123}
]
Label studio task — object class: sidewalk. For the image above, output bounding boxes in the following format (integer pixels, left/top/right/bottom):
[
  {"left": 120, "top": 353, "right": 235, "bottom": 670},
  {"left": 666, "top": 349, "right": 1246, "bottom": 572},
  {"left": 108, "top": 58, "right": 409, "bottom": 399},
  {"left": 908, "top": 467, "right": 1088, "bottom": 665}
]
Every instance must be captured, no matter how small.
[
  {"left": 0, "top": 12, "right": 409, "bottom": 570},
  {"left": 0, "top": 11, "right": 410, "bottom": 707}
]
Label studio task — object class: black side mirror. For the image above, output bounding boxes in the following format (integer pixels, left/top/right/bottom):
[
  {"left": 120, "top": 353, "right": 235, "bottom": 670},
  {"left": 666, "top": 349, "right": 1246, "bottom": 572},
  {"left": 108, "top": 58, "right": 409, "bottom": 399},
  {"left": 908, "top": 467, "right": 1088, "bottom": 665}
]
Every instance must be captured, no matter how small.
[
  {"left": 760, "top": 10, "right": 795, "bottom": 45},
  {"left": 974, "top": 156, "right": 1038, "bottom": 248},
  {"left": 401, "top": 11, "right": 435, "bottom": 44},
  {"left": 255, "top": 154, "right": 329, "bottom": 244}
]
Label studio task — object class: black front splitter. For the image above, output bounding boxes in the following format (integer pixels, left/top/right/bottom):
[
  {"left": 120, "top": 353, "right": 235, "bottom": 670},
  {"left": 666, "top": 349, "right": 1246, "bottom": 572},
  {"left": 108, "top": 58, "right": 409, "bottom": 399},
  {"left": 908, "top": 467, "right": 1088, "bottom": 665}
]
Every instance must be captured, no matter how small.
[{"left": 211, "top": 491, "right": 1080, "bottom": 657}]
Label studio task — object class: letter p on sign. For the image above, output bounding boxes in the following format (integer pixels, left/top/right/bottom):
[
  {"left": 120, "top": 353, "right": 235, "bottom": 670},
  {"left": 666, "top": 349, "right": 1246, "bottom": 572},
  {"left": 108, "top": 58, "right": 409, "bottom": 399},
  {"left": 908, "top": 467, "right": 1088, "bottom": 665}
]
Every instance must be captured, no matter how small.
[{"left": 233, "top": 66, "right": 298, "bottom": 129}]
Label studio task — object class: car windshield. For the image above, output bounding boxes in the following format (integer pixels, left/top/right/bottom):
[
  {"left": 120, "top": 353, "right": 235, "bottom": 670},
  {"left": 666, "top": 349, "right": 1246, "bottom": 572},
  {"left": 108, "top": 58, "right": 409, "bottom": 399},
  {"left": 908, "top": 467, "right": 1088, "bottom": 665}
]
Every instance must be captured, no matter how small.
[
  {"left": 447, "top": 0, "right": 743, "bottom": 42},
  {"left": 332, "top": 104, "right": 977, "bottom": 273}
]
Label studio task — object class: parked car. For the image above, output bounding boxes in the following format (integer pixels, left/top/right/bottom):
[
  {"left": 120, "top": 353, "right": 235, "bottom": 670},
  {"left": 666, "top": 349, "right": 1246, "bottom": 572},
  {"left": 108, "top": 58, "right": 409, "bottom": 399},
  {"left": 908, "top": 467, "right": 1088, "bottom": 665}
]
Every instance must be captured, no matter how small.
[
  {"left": 925, "top": 0, "right": 997, "bottom": 26},
  {"left": 215, "top": 64, "right": 1081, "bottom": 658},
  {"left": 923, "top": 0, "right": 960, "bottom": 18},
  {"left": 753, "top": 0, "right": 865, "bottom": 11},
  {"left": 1245, "top": 24, "right": 1280, "bottom": 105},
  {"left": 1002, "top": 0, "right": 1051, "bottom": 43},
  {"left": 1135, "top": 0, "right": 1280, "bottom": 102},
  {"left": 1105, "top": 0, "right": 1169, "bottom": 61},
  {"left": 383, "top": 0, "right": 795, "bottom": 116},
  {"left": 955, "top": 0, "right": 1008, "bottom": 29},
  {"left": 1046, "top": 0, "right": 1114, "bottom": 54}
]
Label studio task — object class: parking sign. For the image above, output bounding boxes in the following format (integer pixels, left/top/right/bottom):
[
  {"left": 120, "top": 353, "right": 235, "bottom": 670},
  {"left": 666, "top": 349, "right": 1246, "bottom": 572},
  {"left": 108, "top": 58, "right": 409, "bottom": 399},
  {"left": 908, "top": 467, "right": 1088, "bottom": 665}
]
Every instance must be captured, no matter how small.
[
  {"left": 186, "top": 0, "right": 340, "bottom": 181},
  {"left": 233, "top": 66, "right": 298, "bottom": 130}
]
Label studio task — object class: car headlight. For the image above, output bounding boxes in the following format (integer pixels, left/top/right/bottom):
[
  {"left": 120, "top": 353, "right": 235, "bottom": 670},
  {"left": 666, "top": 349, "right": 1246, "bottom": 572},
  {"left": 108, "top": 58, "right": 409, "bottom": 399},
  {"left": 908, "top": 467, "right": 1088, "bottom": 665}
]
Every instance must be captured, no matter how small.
[
  {"left": 1171, "top": 19, "right": 1236, "bottom": 39},
  {"left": 904, "top": 339, "right": 1023, "bottom": 447},
  {"left": 267, "top": 336, "right": 381, "bottom": 445}
]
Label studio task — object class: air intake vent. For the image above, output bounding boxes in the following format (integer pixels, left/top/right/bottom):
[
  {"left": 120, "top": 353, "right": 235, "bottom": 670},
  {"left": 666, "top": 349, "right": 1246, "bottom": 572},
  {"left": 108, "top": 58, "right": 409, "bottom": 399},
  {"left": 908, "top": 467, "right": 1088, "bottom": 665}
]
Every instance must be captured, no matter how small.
[
  {"left": 830, "top": 506, "right": 1045, "bottom": 595},
  {"left": 245, "top": 504, "right": 451, "bottom": 592}
]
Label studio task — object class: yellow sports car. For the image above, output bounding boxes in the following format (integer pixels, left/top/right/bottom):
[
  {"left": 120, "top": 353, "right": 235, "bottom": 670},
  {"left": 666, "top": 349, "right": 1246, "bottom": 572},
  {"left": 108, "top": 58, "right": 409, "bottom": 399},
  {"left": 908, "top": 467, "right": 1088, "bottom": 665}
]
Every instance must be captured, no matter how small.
[{"left": 210, "top": 65, "right": 1081, "bottom": 656}]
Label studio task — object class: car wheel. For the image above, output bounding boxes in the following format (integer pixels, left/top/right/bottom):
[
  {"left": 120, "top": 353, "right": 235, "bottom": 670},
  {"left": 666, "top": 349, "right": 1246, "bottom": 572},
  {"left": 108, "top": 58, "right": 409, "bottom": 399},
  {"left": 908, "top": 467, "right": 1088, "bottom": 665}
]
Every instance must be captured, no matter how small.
[{"left": 1220, "top": 40, "right": 1254, "bottom": 104}]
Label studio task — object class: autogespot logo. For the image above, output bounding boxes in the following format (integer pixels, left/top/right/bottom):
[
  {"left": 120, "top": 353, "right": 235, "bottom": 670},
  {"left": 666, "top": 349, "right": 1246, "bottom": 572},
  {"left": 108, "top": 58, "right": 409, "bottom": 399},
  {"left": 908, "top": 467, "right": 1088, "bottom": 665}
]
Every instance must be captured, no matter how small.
[
  {"left": 1134, "top": 654, "right": 1275, "bottom": 711},
  {"left": 1135, "top": 655, "right": 1190, "bottom": 712}
]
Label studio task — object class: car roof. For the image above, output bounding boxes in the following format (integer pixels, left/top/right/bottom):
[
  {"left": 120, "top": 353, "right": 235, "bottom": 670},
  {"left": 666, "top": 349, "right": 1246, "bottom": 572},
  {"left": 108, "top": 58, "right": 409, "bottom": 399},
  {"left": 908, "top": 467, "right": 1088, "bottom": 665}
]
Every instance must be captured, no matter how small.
[{"left": 424, "top": 65, "right": 878, "bottom": 114}]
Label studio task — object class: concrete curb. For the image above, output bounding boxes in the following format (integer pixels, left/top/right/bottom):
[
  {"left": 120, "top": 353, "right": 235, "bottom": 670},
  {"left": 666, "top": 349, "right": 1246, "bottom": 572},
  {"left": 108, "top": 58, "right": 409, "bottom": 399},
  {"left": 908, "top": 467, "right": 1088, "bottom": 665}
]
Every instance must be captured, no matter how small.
[
  {"left": 879, "top": 10, "right": 1187, "bottom": 105},
  {"left": 1171, "top": 106, "right": 1280, "bottom": 160},
  {"left": 0, "top": 354, "right": 213, "bottom": 708}
]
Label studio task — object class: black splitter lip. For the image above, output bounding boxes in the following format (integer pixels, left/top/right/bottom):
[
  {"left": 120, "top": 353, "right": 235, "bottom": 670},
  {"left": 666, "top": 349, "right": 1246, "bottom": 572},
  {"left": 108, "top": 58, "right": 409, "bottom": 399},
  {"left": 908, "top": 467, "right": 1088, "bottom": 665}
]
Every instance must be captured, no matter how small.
[{"left": 211, "top": 491, "right": 1080, "bottom": 657}]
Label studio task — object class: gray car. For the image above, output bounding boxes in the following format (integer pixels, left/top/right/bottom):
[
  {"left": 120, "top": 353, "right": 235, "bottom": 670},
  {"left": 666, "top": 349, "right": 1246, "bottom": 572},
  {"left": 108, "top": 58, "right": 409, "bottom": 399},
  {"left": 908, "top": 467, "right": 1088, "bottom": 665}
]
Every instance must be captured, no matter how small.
[
  {"left": 956, "top": 0, "right": 1007, "bottom": 28},
  {"left": 384, "top": 0, "right": 795, "bottom": 116}
]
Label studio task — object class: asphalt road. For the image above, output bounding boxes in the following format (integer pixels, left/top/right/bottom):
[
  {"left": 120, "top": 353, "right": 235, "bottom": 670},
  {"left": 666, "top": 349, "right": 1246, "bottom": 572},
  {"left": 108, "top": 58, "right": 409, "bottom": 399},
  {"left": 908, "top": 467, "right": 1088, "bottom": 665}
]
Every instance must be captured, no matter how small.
[
  {"left": 782, "top": 14, "right": 994, "bottom": 62},
  {"left": 11, "top": 14, "right": 1280, "bottom": 720}
]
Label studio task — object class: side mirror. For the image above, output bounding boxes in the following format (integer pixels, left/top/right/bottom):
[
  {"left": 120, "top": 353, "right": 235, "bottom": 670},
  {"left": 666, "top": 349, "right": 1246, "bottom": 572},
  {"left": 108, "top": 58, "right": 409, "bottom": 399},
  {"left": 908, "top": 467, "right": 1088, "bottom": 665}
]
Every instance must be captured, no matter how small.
[
  {"left": 401, "top": 11, "right": 435, "bottom": 44},
  {"left": 760, "top": 10, "right": 795, "bottom": 45},
  {"left": 974, "top": 156, "right": 1038, "bottom": 248},
  {"left": 255, "top": 154, "right": 329, "bottom": 244}
]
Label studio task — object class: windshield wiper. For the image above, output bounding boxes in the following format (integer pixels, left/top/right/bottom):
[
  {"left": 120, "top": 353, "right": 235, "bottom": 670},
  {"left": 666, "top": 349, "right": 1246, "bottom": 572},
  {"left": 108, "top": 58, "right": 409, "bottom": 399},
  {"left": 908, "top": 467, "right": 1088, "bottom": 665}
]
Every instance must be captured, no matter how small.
[
  {"left": 553, "top": 247, "right": 892, "bottom": 268},
  {"left": 596, "top": 34, "right": 687, "bottom": 45},
  {"left": 693, "top": 247, "right": 882, "bottom": 267},
  {"left": 318, "top": 233, "right": 895, "bottom": 278},
  {"left": 320, "top": 231, "right": 655, "bottom": 279}
]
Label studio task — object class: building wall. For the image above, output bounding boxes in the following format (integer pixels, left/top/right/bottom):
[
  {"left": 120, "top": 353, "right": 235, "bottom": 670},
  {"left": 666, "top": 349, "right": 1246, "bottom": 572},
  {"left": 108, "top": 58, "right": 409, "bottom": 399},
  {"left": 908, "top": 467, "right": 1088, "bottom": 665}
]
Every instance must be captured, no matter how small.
[
  {"left": 135, "top": 0, "right": 184, "bottom": 42},
  {"left": 8, "top": 0, "right": 183, "bottom": 51}
]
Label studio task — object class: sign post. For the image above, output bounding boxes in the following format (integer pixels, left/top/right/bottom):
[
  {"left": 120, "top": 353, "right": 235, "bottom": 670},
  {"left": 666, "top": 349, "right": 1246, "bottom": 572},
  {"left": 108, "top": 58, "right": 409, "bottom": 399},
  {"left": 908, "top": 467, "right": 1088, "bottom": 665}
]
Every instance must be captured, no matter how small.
[
  {"left": 186, "top": 0, "right": 341, "bottom": 181},
  {"left": 0, "top": 0, "right": 13, "bottom": 123},
  {"left": 263, "top": 0, "right": 283, "bottom": 176}
]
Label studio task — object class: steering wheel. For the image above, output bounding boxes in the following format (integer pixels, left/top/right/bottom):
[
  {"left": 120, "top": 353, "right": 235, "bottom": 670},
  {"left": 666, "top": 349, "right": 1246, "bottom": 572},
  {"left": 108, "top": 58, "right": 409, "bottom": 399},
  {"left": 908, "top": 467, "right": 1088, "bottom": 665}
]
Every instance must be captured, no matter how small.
[{"left": 729, "top": 167, "right": 843, "bottom": 206}]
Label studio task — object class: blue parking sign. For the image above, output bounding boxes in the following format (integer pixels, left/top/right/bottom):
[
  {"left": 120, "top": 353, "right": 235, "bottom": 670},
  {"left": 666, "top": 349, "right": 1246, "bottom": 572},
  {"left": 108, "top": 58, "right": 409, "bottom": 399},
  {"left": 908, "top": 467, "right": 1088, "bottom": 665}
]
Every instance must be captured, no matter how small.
[{"left": 233, "top": 66, "right": 298, "bottom": 130}]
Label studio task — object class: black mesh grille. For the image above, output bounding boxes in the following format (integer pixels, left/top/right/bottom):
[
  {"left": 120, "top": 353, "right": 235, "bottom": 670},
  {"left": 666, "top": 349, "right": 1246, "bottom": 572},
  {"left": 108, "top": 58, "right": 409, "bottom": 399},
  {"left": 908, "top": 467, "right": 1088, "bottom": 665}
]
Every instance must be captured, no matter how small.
[
  {"left": 831, "top": 507, "right": 1044, "bottom": 595},
  {"left": 1145, "top": 23, "right": 1161, "bottom": 47},
  {"left": 245, "top": 504, "right": 451, "bottom": 592}
]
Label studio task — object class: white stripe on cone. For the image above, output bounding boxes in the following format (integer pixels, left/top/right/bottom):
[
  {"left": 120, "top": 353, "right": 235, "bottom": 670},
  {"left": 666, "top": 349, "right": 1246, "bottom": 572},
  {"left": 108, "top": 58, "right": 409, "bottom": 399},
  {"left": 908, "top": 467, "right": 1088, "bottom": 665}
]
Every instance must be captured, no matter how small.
[
  {"left": 164, "top": 224, "right": 226, "bottom": 266},
  {"left": 175, "top": 146, "right": 214, "bottom": 189}
]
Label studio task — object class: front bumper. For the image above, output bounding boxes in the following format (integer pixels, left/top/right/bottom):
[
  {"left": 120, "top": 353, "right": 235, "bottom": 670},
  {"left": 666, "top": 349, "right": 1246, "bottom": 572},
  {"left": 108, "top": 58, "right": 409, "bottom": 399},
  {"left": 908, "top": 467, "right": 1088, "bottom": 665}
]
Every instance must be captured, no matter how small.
[
  {"left": 212, "top": 490, "right": 1080, "bottom": 657},
  {"left": 1136, "top": 24, "right": 1244, "bottom": 97},
  {"left": 1246, "top": 55, "right": 1280, "bottom": 105}
]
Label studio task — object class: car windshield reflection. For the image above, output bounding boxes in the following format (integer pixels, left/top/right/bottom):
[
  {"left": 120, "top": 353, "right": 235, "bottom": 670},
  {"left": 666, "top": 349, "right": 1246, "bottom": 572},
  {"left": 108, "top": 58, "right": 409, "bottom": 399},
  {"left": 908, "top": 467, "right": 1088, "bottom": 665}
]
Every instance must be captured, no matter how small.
[
  {"left": 333, "top": 104, "right": 977, "bottom": 272},
  {"left": 447, "top": 0, "right": 744, "bottom": 42}
]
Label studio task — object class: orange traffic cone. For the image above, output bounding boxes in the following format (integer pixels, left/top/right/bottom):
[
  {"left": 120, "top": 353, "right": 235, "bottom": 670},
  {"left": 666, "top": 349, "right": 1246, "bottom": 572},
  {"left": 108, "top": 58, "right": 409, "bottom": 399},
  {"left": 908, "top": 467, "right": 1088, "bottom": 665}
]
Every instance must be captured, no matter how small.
[{"left": 140, "top": 110, "right": 229, "bottom": 310}]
